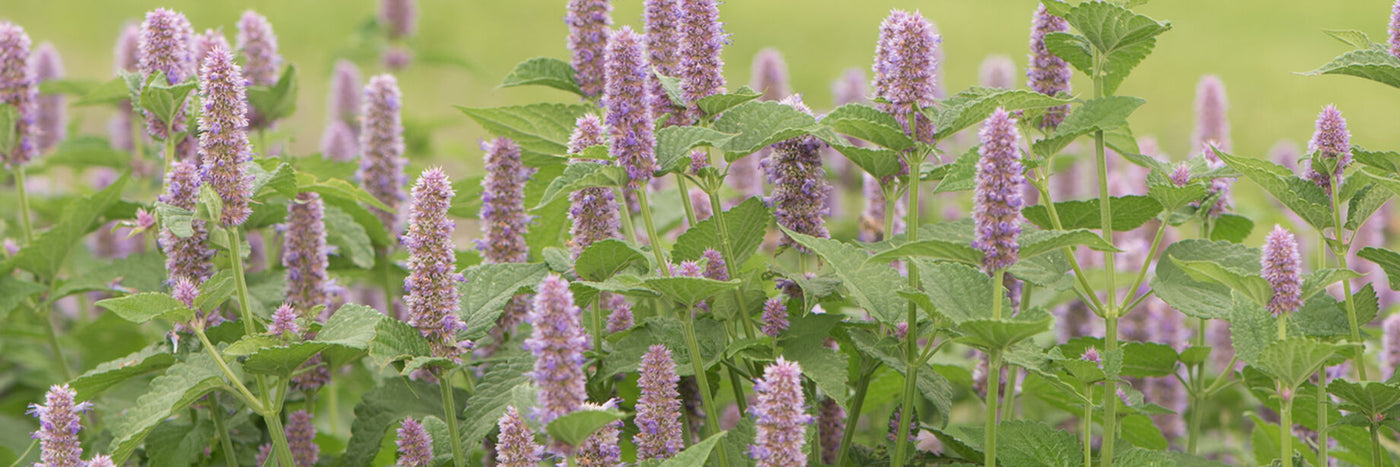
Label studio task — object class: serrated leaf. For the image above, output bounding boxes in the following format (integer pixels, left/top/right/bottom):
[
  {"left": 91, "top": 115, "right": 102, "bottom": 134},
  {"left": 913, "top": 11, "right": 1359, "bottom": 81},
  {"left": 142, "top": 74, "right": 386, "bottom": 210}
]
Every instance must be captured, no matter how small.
[
  {"left": 1153, "top": 240, "right": 1261, "bottom": 320},
  {"left": 70, "top": 343, "right": 174, "bottom": 400},
  {"left": 297, "top": 173, "right": 394, "bottom": 212},
  {"left": 39, "top": 136, "right": 131, "bottom": 170},
  {"left": 1147, "top": 182, "right": 1208, "bottom": 211},
  {"left": 459, "top": 262, "right": 550, "bottom": 339},
  {"left": 145, "top": 417, "right": 213, "bottom": 467},
  {"left": 994, "top": 420, "right": 1080, "bottom": 467},
  {"left": 534, "top": 162, "right": 627, "bottom": 209},
  {"left": 1258, "top": 338, "right": 1342, "bottom": 389},
  {"left": 672, "top": 197, "right": 771, "bottom": 266},
  {"left": 711, "top": 100, "right": 819, "bottom": 159},
  {"left": 1170, "top": 257, "right": 1272, "bottom": 307},
  {"left": 1329, "top": 379, "right": 1400, "bottom": 418},
  {"left": 655, "top": 125, "right": 737, "bottom": 174},
  {"left": 1031, "top": 96, "right": 1146, "bottom": 157},
  {"left": 696, "top": 87, "right": 762, "bottom": 116},
  {"left": 954, "top": 310, "right": 1053, "bottom": 351},
  {"left": 653, "top": 72, "right": 686, "bottom": 108},
  {"left": 821, "top": 142, "right": 905, "bottom": 181},
  {"left": 5, "top": 175, "right": 129, "bottom": 278},
  {"left": 778, "top": 314, "right": 849, "bottom": 405},
  {"left": 1305, "top": 47, "right": 1400, "bottom": 89},
  {"left": 499, "top": 57, "right": 582, "bottom": 95},
  {"left": 1120, "top": 341, "right": 1179, "bottom": 378},
  {"left": 909, "top": 260, "right": 992, "bottom": 324},
  {"left": 73, "top": 76, "right": 133, "bottom": 107},
  {"left": 574, "top": 239, "right": 647, "bottom": 282},
  {"left": 822, "top": 103, "right": 914, "bottom": 150},
  {"left": 932, "top": 146, "right": 980, "bottom": 194},
  {"left": 545, "top": 408, "right": 625, "bottom": 447},
  {"left": 345, "top": 378, "right": 468, "bottom": 466},
  {"left": 932, "top": 87, "right": 1072, "bottom": 140},
  {"left": 137, "top": 73, "right": 196, "bottom": 136},
  {"left": 106, "top": 352, "right": 226, "bottom": 462},
  {"left": 1345, "top": 177, "right": 1394, "bottom": 230},
  {"left": 95, "top": 292, "right": 191, "bottom": 324},
  {"left": 604, "top": 316, "right": 725, "bottom": 377},
  {"left": 645, "top": 277, "right": 740, "bottom": 308},
  {"left": 245, "top": 64, "right": 298, "bottom": 123},
  {"left": 1301, "top": 268, "right": 1364, "bottom": 300},
  {"left": 637, "top": 431, "right": 728, "bottom": 467},
  {"left": 1020, "top": 228, "right": 1121, "bottom": 259},
  {"left": 1061, "top": 1, "right": 1171, "bottom": 94},
  {"left": 457, "top": 103, "right": 595, "bottom": 156},
  {"left": 1209, "top": 213, "right": 1254, "bottom": 244},
  {"left": 250, "top": 161, "right": 297, "bottom": 200},
  {"left": 1216, "top": 149, "right": 1334, "bottom": 231},
  {"left": 323, "top": 204, "right": 375, "bottom": 269},
  {"left": 0, "top": 276, "right": 46, "bottom": 324},
  {"left": 1023, "top": 195, "right": 1162, "bottom": 231},
  {"left": 866, "top": 238, "right": 982, "bottom": 266},
  {"left": 1323, "top": 29, "right": 1373, "bottom": 49},
  {"left": 1358, "top": 247, "right": 1400, "bottom": 291},
  {"left": 781, "top": 228, "right": 905, "bottom": 324}
]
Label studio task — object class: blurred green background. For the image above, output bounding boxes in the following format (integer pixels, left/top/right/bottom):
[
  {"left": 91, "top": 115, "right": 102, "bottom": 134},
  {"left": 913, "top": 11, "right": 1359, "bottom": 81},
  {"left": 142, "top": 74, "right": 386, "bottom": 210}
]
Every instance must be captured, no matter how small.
[{"left": 4, "top": 0, "right": 1399, "bottom": 222}]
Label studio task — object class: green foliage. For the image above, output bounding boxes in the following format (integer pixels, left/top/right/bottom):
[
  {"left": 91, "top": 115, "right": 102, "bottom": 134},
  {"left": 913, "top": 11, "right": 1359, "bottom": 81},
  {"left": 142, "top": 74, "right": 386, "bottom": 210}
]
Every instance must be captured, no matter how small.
[
  {"left": 993, "top": 420, "right": 1081, "bottom": 467},
  {"left": 1022, "top": 195, "right": 1162, "bottom": 231},
  {"left": 544, "top": 408, "right": 626, "bottom": 447},
  {"left": 105, "top": 352, "right": 227, "bottom": 462},
  {"left": 94, "top": 292, "right": 191, "bottom": 324},
  {"left": 672, "top": 197, "right": 772, "bottom": 265},
  {"left": 246, "top": 65, "right": 299, "bottom": 123},
  {"left": 711, "top": 100, "right": 820, "bottom": 161},
  {"left": 1046, "top": 1, "right": 1171, "bottom": 94},
  {"left": 499, "top": 57, "right": 582, "bottom": 96},
  {"left": 69, "top": 343, "right": 174, "bottom": 399},
  {"left": 1359, "top": 247, "right": 1400, "bottom": 291},
  {"left": 458, "top": 262, "right": 550, "bottom": 339},
  {"left": 1305, "top": 46, "right": 1400, "bottom": 89},
  {"left": 136, "top": 73, "right": 197, "bottom": 139},
  {"left": 533, "top": 162, "right": 627, "bottom": 209},
  {"left": 822, "top": 103, "right": 915, "bottom": 150},
  {"left": 1153, "top": 239, "right": 1260, "bottom": 320},
  {"left": 5, "top": 174, "right": 129, "bottom": 278},
  {"left": 696, "top": 87, "right": 763, "bottom": 116},
  {"left": 781, "top": 227, "right": 905, "bottom": 324},
  {"left": 1215, "top": 149, "right": 1334, "bottom": 231},
  {"left": 636, "top": 431, "right": 729, "bottom": 467},
  {"left": 345, "top": 377, "right": 469, "bottom": 466},
  {"left": 1031, "top": 96, "right": 1146, "bottom": 157},
  {"left": 457, "top": 103, "right": 595, "bottom": 156}
]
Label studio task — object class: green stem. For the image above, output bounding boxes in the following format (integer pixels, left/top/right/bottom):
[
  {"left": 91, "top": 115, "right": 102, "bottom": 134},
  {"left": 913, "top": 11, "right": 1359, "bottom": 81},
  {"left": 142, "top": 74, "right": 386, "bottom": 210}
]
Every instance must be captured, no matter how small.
[
  {"left": 679, "top": 310, "right": 730, "bottom": 467},
  {"left": 1083, "top": 397, "right": 1094, "bottom": 467},
  {"left": 676, "top": 174, "right": 698, "bottom": 229},
  {"left": 1092, "top": 42, "right": 1122, "bottom": 465},
  {"left": 227, "top": 228, "right": 259, "bottom": 335},
  {"left": 891, "top": 161, "right": 923, "bottom": 466},
  {"left": 1001, "top": 366, "right": 1019, "bottom": 421},
  {"left": 163, "top": 135, "right": 175, "bottom": 182},
  {"left": 210, "top": 395, "right": 239, "bottom": 467},
  {"left": 1034, "top": 182, "right": 1104, "bottom": 312},
  {"left": 14, "top": 166, "right": 33, "bottom": 244},
  {"left": 727, "top": 366, "right": 748, "bottom": 415},
  {"left": 616, "top": 188, "right": 638, "bottom": 245},
  {"left": 1317, "top": 366, "right": 1328, "bottom": 467},
  {"left": 1329, "top": 171, "right": 1368, "bottom": 380},
  {"left": 42, "top": 309, "right": 72, "bottom": 381},
  {"left": 705, "top": 189, "right": 759, "bottom": 343},
  {"left": 1371, "top": 424, "right": 1384, "bottom": 467},
  {"left": 591, "top": 296, "right": 604, "bottom": 354},
  {"left": 1278, "top": 313, "right": 1288, "bottom": 340},
  {"left": 441, "top": 371, "right": 466, "bottom": 467},
  {"left": 1280, "top": 392, "right": 1294, "bottom": 467},
  {"left": 836, "top": 363, "right": 875, "bottom": 466},
  {"left": 985, "top": 351, "right": 1003, "bottom": 467},
  {"left": 1187, "top": 392, "right": 1204, "bottom": 455},
  {"left": 264, "top": 412, "right": 297, "bottom": 467},
  {"left": 635, "top": 189, "right": 669, "bottom": 276},
  {"left": 193, "top": 327, "right": 265, "bottom": 414}
]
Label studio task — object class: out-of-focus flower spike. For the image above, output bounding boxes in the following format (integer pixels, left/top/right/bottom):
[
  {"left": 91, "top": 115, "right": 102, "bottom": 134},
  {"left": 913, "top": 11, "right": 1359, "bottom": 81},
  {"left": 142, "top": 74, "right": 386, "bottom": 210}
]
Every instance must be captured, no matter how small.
[
  {"left": 31, "top": 42, "right": 65, "bottom": 153},
  {"left": 357, "top": 74, "right": 408, "bottom": 231},
  {"left": 566, "top": 0, "right": 612, "bottom": 99},
  {"left": 1192, "top": 75, "right": 1230, "bottom": 158},
  {"left": 979, "top": 54, "right": 1016, "bottom": 90},
  {"left": 1027, "top": 5, "right": 1070, "bottom": 130},
  {"left": 0, "top": 23, "right": 38, "bottom": 166}
]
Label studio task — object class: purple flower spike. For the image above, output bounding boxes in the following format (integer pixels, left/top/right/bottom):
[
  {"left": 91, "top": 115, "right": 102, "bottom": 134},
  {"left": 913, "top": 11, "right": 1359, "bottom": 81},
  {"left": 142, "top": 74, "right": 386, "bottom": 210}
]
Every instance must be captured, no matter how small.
[
  {"left": 284, "top": 192, "right": 329, "bottom": 316},
  {"left": 380, "top": 0, "right": 418, "bottom": 40},
  {"left": 1305, "top": 105, "right": 1351, "bottom": 193},
  {"left": 237, "top": 11, "right": 281, "bottom": 87},
  {"left": 1192, "top": 76, "right": 1230, "bottom": 158},
  {"left": 1392, "top": 0, "right": 1400, "bottom": 58},
  {"left": 701, "top": 249, "right": 728, "bottom": 281},
  {"left": 874, "top": 9, "right": 940, "bottom": 143},
  {"left": 110, "top": 24, "right": 141, "bottom": 153},
  {"left": 396, "top": 417, "right": 433, "bottom": 467},
  {"left": 320, "top": 120, "right": 358, "bottom": 161},
  {"left": 172, "top": 278, "right": 199, "bottom": 309},
  {"left": 196, "top": 45, "right": 254, "bottom": 227},
  {"left": 28, "top": 384, "right": 91, "bottom": 467},
  {"left": 496, "top": 406, "right": 543, "bottom": 467},
  {"left": 761, "top": 297, "right": 788, "bottom": 337},
  {"left": 567, "top": 115, "right": 621, "bottom": 257},
  {"left": 88, "top": 456, "right": 115, "bottom": 467},
  {"left": 749, "top": 357, "right": 812, "bottom": 467},
  {"left": 479, "top": 137, "right": 532, "bottom": 264},
  {"left": 833, "top": 68, "right": 868, "bottom": 106},
  {"left": 1082, "top": 347, "right": 1101, "bottom": 364},
  {"left": 1027, "top": 5, "right": 1071, "bottom": 129},
  {"left": 405, "top": 168, "right": 465, "bottom": 359},
  {"left": 752, "top": 48, "right": 791, "bottom": 101},
  {"left": 270, "top": 303, "right": 300, "bottom": 337},
  {"left": 972, "top": 108, "right": 1025, "bottom": 272},
  {"left": 1170, "top": 163, "right": 1191, "bottom": 187},
  {"left": 605, "top": 293, "right": 634, "bottom": 333},
  {"left": 766, "top": 95, "right": 830, "bottom": 250},
  {"left": 31, "top": 42, "right": 65, "bottom": 153},
  {"left": 358, "top": 74, "right": 408, "bottom": 232},
  {"left": 190, "top": 28, "right": 229, "bottom": 66},
  {"left": 287, "top": 409, "right": 319, "bottom": 467},
  {"left": 1383, "top": 313, "right": 1400, "bottom": 379},
  {"left": 643, "top": 0, "right": 683, "bottom": 120},
  {"left": 818, "top": 398, "right": 845, "bottom": 465},
  {"left": 604, "top": 27, "right": 657, "bottom": 192},
  {"left": 566, "top": 0, "right": 612, "bottom": 99},
  {"left": 525, "top": 274, "right": 590, "bottom": 430},
  {"left": 328, "top": 60, "right": 362, "bottom": 128},
  {"left": 0, "top": 23, "right": 37, "bottom": 167},
  {"left": 635, "top": 345, "right": 683, "bottom": 460},
  {"left": 1263, "top": 225, "right": 1303, "bottom": 316},
  {"left": 979, "top": 54, "right": 1017, "bottom": 90},
  {"left": 678, "top": 0, "right": 728, "bottom": 123},
  {"left": 138, "top": 9, "right": 195, "bottom": 140},
  {"left": 159, "top": 161, "right": 213, "bottom": 283}
]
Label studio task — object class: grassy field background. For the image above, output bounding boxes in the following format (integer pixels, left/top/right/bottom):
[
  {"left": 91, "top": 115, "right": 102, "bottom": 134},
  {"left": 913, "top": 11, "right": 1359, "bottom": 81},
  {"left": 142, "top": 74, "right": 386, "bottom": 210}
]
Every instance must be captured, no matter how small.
[{"left": 4, "top": 0, "right": 1400, "bottom": 225}]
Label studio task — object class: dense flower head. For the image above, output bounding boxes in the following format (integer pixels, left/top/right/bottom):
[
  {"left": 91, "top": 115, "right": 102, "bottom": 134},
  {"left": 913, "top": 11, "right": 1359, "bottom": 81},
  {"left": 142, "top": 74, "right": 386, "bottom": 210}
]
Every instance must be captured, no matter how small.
[
  {"left": 749, "top": 357, "right": 812, "bottom": 467},
  {"left": 328, "top": 59, "right": 362, "bottom": 128},
  {"left": 752, "top": 48, "right": 791, "bottom": 101},
  {"left": 28, "top": 384, "right": 91, "bottom": 467},
  {"left": 972, "top": 108, "right": 1025, "bottom": 272},
  {"left": 496, "top": 406, "right": 543, "bottom": 467},
  {"left": 31, "top": 42, "right": 65, "bottom": 153},
  {"left": 380, "top": 0, "right": 418, "bottom": 39},
  {"left": 818, "top": 397, "right": 845, "bottom": 465},
  {"left": 1170, "top": 163, "right": 1191, "bottom": 187},
  {"left": 357, "top": 74, "right": 408, "bottom": 231},
  {"left": 525, "top": 274, "right": 591, "bottom": 427},
  {"left": 873, "top": 9, "right": 940, "bottom": 142},
  {"left": 1027, "top": 5, "right": 1071, "bottom": 129},
  {"left": 1262, "top": 225, "right": 1303, "bottom": 316},
  {"left": 765, "top": 95, "right": 830, "bottom": 250},
  {"left": 576, "top": 400, "right": 623, "bottom": 465},
  {"left": 1082, "top": 347, "right": 1101, "bottom": 364},
  {"left": 196, "top": 45, "right": 254, "bottom": 227},
  {"left": 396, "top": 417, "right": 433, "bottom": 467},
  {"left": 283, "top": 192, "right": 330, "bottom": 316},
  {"left": 478, "top": 136, "right": 533, "bottom": 263},
  {"left": 605, "top": 292, "right": 634, "bottom": 333},
  {"left": 678, "top": 0, "right": 728, "bottom": 123},
  {"left": 635, "top": 345, "right": 683, "bottom": 460},
  {"left": 270, "top": 303, "right": 300, "bottom": 337},
  {"left": 567, "top": 0, "right": 613, "bottom": 99},
  {"left": 1392, "top": 0, "right": 1400, "bottom": 58},
  {"left": 320, "top": 120, "right": 358, "bottom": 161},
  {"left": 604, "top": 27, "right": 657, "bottom": 191},
  {"left": 172, "top": 278, "right": 199, "bottom": 309},
  {"left": 159, "top": 161, "right": 213, "bottom": 283},
  {"left": 88, "top": 456, "right": 115, "bottom": 467},
  {"left": 190, "top": 28, "right": 229, "bottom": 66},
  {"left": 237, "top": 11, "right": 281, "bottom": 86},
  {"left": 287, "top": 409, "right": 319, "bottom": 467},
  {"left": 138, "top": 9, "right": 195, "bottom": 140},
  {"left": 979, "top": 54, "right": 1017, "bottom": 89},
  {"left": 405, "top": 168, "right": 466, "bottom": 358},
  {"left": 1305, "top": 104, "right": 1351, "bottom": 192},
  {"left": 115, "top": 23, "right": 141, "bottom": 73},
  {"left": 1383, "top": 312, "right": 1400, "bottom": 379},
  {"left": 567, "top": 116, "right": 622, "bottom": 257},
  {"left": 701, "top": 249, "right": 728, "bottom": 281},
  {"left": 643, "top": 0, "right": 683, "bottom": 118},
  {"left": 0, "top": 23, "right": 38, "bottom": 167},
  {"left": 1192, "top": 75, "right": 1231, "bottom": 156},
  {"left": 761, "top": 297, "right": 788, "bottom": 337}
]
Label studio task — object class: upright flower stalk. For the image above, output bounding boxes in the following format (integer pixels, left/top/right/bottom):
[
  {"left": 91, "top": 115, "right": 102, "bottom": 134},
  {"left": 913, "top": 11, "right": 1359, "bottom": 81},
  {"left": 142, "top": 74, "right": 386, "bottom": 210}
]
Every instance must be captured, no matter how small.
[
  {"left": 604, "top": 27, "right": 665, "bottom": 270},
  {"left": 749, "top": 358, "right": 812, "bottom": 467},
  {"left": 28, "top": 384, "right": 91, "bottom": 467},
  {"left": 479, "top": 137, "right": 533, "bottom": 349},
  {"left": 284, "top": 192, "right": 329, "bottom": 316},
  {"left": 1028, "top": 5, "right": 1071, "bottom": 130},
  {"left": 643, "top": 0, "right": 683, "bottom": 119},
  {"left": 196, "top": 45, "right": 253, "bottom": 228},
  {"left": 32, "top": 42, "right": 64, "bottom": 153},
  {"left": 357, "top": 74, "right": 407, "bottom": 232},
  {"left": 396, "top": 417, "right": 433, "bottom": 467},
  {"left": 138, "top": 9, "right": 195, "bottom": 169},
  {"left": 525, "top": 274, "right": 590, "bottom": 454},
  {"left": 1, "top": 23, "right": 37, "bottom": 245},
  {"left": 635, "top": 345, "right": 683, "bottom": 460},
  {"left": 765, "top": 95, "right": 830, "bottom": 251},
  {"left": 678, "top": 0, "right": 726, "bottom": 124},
  {"left": 159, "top": 161, "right": 213, "bottom": 283},
  {"left": 496, "top": 406, "right": 543, "bottom": 467},
  {"left": 237, "top": 11, "right": 282, "bottom": 129},
  {"left": 566, "top": 0, "right": 611, "bottom": 100}
]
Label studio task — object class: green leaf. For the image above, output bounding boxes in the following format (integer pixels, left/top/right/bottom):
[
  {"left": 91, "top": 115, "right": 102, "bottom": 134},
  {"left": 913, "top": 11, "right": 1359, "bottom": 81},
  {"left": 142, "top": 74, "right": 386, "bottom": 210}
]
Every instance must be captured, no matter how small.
[
  {"left": 298, "top": 174, "right": 394, "bottom": 212},
  {"left": 39, "top": 136, "right": 131, "bottom": 170},
  {"left": 653, "top": 72, "right": 686, "bottom": 108},
  {"left": 70, "top": 343, "right": 174, "bottom": 400},
  {"left": 323, "top": 204, "right": 375, "bottom": 269},
  {"left": 5, "top": 175, "right": 129, "bottom": 278},
  {"left": 345, "top": 378, "right": 467, "bottom": 466},
  {"left": 312, "top": 303, "right": 380, "bottom": 366},
  {"left": 1119, "top": 414, "right": 1170, "bottom": 452},
  {"left": 604, "top": 316, "right": 725, "bottom": 377},
  {"left": 781, "top": 228, "right": 905, "bottom": 324},
  {"left": 711, "top": 100, "right": 819, "bottom": 159},
  {"left": 245, "top": 64, "right": 298, "bottom": 123},
  {"left": 1152, "top": 240, "right": 1261, "bottom": 320},
  {"left": 931, "top": 146, "right": 979, "bottom": 194},
  {"left": 1358, "top": 247, "right": 1400, "bottom": 291},
  {"left": 575, "top": 239, "right": 647, "bottom": 282},
  {"left": 1019, "top": 228, "right": 1121, "bottom": 259},
  {"left": 954, "top": 311, "right": 1053, "bottom": 351},
  {"left": 1032, "top": 96, "right": 1146, "bottom": 157},
  {"left": 458, "top": 353, "right": 536, "bottom": 451},
  {"left": 1354, "top": 147, "right": 1400, "bottom": 174},
  {"left": 821, "top": 103, "right": 914, "bottom": 150},
  {"left": 250, "top": 161, "right": 297, "bottom": 200},
  {"left": 1305, "top": 47, "right": 1400, "bottom": 89},
  {"left": 1301, "top": 268, "right": 1364, "bottom": 300},
  {"left": 637, "top": 431, "right": 729, "bottom": 467},
  {"left": 644, "top": 277, "right": 740, "bottom": 308},
  {"left": 1329, "top": 379, "right": 1400, "bottom": 418},
  {"left": 866, "top": 239, "right": 982, "bottom": 266},
  {"left": 498, "top": 57, "right": 582, "bottom": 96},
  {"left": 909, "top": 261, "right": 992, "bottom": 324},
  {"left": 848, "top": 329, "right": 954, "bottom": 422},
  {"left": 821, "top": 142, "right": 905, "bottom": 181},
  {"left": 1061, "top": 1, "right": 1171, "bottom": 94},
  {"left": 1169, "top": 256, "right": 1271, "bottom": 307},
  {"left": 1147, "top": 182, "right": 1208, "bottom": 212},
  {"left": 1215, "top": 149, "right": 1334, "bottom": 231},
  {"left": 696, "top": 87, "right": 762, "bottom": 116},
  {"left": 106, "top": 352, "right": 226, "bottom": 463},
  {"left": 0, "top": 276, "right": 45, "bottom": 324},
  {"left": 1323, "top": 29, "right": 1373, "bottom": 49},
  {"left": 1022, "top": 195, "right": 1162, "bottom": 231},
  {"left": 95, "top": 292, "right": 191, "bottom": 324},
  {"left": 655, "top": 125, "right": 737, "bottom": 174},
  {"left": 448, "top": 176, "right": 486, "bottom": 219},
  {"left": 73, "top": 76, "right": 134, "bottom": 107},
  {"left": 672, "top": 197, "right": 771, "bottom": 266},
  {"left": 778, "top": 314, "right": 849, "bottom": 405},
  {"left": 457, "top": 103, "right": 595, "bottom": 156},
  {"left": 136, "top": 73, "right": 197, "bottom": 138},
  {"left": 145, "top": 417, "right": 213, "bottom": 467},
  {"left": 1257, "top": 338, "right": 1342, "bottom": 389},
  {"left": 932, "top": 87, "right": 1072, "bottom": 140},
  {"left": 533, "top": 162, "right": 627, "bottom": 209},
  {"left": 545, "top": 408, "right": 626, "bottom": 447},
  {"left": 1120, "top": 341, "right": 1180, "bottom": 378},
  {"left": 459, "top": 262, "right": 550, "bottom": 339},
  {"left": 1229, "top": 293, "right": 1277, "bottom": 366},
  {"left": 994, "top": 420, "right": 1081, "bottom": 467},
  {"left": 1209, "top": 214, "right": 1254, "bottom": 244}
]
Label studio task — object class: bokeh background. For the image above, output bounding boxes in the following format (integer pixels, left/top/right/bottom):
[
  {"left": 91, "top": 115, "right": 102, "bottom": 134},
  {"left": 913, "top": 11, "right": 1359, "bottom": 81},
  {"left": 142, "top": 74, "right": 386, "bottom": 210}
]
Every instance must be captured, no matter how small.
[{"left": 4, "top": 0, "right": 1399, "bottom": 222}]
